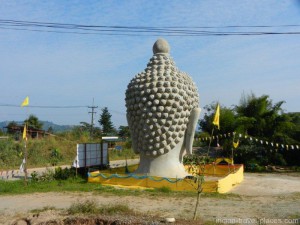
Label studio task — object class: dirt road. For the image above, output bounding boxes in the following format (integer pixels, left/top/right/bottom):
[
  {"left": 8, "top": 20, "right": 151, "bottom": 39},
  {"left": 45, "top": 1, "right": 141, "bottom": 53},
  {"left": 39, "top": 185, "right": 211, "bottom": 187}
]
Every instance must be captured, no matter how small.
[
  {"left": 0, "top": 172, "right": 299, "bottom": 224},
  {"left": 0, "top": 159, "right": 140, "bottom": 181}
]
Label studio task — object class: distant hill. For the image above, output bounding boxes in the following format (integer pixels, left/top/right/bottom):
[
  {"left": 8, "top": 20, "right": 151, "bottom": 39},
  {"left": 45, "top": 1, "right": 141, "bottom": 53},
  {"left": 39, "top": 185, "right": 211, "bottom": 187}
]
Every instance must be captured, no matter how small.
[
  {"left": 41, "top": 121, "right": 74, "bottom": 133},
  {"left": 0, "top": 120, "right": 74, "bottom": 133}
]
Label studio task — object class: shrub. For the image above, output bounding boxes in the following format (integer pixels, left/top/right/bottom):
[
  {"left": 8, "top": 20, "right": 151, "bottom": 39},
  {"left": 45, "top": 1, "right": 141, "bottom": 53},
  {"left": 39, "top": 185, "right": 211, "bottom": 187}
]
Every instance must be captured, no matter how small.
[
  {"left": 38, "top": 168, "right": 55, "bottom": 182},
  {"left": 31, "top": 171, "right": 39, "bottom": 182},
  {"left": 50, "top": 148, "right": 62, "bottom": 166},
  {"left": 68, "top": 200, "right": 98, "bottom": 214},
  {"left": 53, "top": 167, "right": 76, "bottom": 180}
]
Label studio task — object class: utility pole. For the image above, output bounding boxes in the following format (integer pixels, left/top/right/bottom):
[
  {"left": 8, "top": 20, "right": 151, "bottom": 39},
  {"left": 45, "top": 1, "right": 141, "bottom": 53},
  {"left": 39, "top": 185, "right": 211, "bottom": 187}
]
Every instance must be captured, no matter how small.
[{"left": 88, "top": 98, "right": 98, "bottom": 140}]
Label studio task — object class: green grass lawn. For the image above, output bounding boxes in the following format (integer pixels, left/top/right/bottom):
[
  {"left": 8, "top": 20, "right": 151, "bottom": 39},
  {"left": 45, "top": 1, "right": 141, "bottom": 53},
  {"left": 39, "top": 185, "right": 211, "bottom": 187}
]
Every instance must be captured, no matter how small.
[
  {"left": 0, "top": 177, "right": 100, "bottom": 195},
  {"left": 0, "top": 177, "right": 185, "bottom": 196},
  {"left": 0, "top": 176, "right": 240, "bottom": 201}
]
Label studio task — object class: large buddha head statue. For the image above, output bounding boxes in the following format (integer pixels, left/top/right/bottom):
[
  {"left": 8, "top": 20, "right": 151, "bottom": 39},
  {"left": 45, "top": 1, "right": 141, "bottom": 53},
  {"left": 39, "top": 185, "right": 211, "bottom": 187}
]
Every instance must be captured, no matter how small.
[{"left": 125, "top": 39, "right": 200, "bottom": 178}]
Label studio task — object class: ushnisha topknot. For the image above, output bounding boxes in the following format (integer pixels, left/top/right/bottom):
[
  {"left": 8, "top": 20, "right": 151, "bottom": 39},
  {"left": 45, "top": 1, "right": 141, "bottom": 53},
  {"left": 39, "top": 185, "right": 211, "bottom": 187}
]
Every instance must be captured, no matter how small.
[
  {"left": 125, "top": 39, "right": 199, "bottom": 157},
  {"left": 152, "top": 38, "right": 170, "bottom": 54}
]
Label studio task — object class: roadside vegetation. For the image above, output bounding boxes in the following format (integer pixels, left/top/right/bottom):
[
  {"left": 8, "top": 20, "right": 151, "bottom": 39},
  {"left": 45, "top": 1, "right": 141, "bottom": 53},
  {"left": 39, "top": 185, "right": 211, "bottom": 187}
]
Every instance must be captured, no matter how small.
[
  {"left": 0, "top": 92, "right": 299, "bottom": 172},
  {"left": 0, "top": 136, "right": 136, "bottom": 170},
  {"left": 0, "top": 107, "right": 135, "bottom": 170},
  {"left": 196, "top": 92, "right": 300, "bottom": 172}
]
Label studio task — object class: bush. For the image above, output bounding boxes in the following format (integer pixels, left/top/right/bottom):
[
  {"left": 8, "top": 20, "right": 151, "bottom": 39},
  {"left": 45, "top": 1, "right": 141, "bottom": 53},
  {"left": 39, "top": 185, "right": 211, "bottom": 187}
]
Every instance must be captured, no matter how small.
[
  {"left": 31, "top": 171, "right": 39, "bottom": 182},
  {"left": 183, "top": 154, "right": 212, "bottom": 165},
  {"left": 0, "top": 138, "right": 23, "bottom": 169},
  {"left": 37, "top": 168, "right": 55, "bottom": 182},
  {"left": 53, "top": 167, "right": 76, "bottom": 180},
  {"left": 50, "top": 148, "right": 62, "bottom": 166},
  {"left": 30, "top": 167, "right": 75, "bottom": 182},
  {"left": 68, "top": 200, "right": 98, "bottom": 214}
]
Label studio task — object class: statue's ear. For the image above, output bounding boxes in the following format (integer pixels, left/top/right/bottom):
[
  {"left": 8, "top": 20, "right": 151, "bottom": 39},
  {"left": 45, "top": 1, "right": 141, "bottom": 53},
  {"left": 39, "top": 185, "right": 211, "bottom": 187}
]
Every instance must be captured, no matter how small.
[{"left": 185, "top": 108, "right": 201, "bottom": 155}]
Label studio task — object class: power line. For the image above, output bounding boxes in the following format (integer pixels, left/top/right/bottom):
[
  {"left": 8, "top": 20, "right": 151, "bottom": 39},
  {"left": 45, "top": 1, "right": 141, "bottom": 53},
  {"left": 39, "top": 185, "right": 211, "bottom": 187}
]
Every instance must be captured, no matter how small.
[
  {"left": 1, "top": 19, "right": 300, "bottom": 29},
  {"left": 0, "top": 104, "right": 87, "bottom": 108},
  {"left": 1, "top": 19, "right": 300, "bottom": 36},
  {"left": 0, "top": 103, "right": 126, "bottom": 116}
]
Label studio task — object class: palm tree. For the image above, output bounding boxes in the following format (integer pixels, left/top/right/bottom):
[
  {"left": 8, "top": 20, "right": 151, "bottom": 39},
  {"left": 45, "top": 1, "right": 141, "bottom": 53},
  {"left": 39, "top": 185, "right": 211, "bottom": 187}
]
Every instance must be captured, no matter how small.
[{"left": 235, "top": 93, "right": 288, "bottom": 140}]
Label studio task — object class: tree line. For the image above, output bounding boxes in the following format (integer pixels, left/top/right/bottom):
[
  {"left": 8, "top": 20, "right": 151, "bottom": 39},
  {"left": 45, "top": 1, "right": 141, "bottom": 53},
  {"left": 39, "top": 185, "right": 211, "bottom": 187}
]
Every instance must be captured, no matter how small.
[
  {"left": 2, "top": 107, "right": 130, "bottom": 140},
  {"left": 198, "top": 92, "right": 300, "bottom": 168}
]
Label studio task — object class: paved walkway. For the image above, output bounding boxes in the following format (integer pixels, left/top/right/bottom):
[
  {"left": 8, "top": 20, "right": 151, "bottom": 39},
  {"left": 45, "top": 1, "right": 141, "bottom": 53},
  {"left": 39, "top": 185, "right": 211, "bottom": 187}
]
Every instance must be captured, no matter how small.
[{"left": 0, "top": 158, "right": 140, "bottom": 181}]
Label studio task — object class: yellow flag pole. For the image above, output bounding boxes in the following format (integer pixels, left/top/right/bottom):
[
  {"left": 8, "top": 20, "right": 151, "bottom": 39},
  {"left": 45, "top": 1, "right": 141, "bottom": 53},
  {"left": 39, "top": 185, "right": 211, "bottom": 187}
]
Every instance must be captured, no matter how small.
[
  {"left": 23, "top": 123, "right": 28, "bottom": 186},
  {"left": 206, "top": 127, "right": 215, "bottom": 157},
  {"left": 207, "top": 103, "right": 219, "bottom": 157},
  {"left": 21, "top": 96, "right": 29, "bottom": 186}
]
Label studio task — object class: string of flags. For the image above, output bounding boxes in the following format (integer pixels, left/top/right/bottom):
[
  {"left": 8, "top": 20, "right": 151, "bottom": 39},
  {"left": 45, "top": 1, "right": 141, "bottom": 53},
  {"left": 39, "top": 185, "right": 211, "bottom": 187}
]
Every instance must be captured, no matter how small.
[{"left": 196, "top": 132, "right": 299, "bottom": 150}]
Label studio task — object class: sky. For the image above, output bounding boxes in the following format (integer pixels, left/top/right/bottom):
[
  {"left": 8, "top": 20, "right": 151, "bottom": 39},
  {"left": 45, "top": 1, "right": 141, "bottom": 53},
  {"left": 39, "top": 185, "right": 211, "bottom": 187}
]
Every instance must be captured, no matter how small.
[{"left": 0, "top": 0, "right": 300, "bottom": 128}]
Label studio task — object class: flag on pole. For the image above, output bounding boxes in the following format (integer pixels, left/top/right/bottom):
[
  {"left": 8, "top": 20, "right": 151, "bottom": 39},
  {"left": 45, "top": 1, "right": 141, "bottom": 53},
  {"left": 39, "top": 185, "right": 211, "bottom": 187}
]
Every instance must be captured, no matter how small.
[
  {"left": 22, "top": 124, "right": 27, "bottom": 140},
  {"left": 212, "top": 103, "right": 220, "bottom": 129},
  {"left": 21, "top": 96, "right": 29, "bottom": 107},
  {"left": 233, "top": 140, "right": 239, "bottom": 148}
]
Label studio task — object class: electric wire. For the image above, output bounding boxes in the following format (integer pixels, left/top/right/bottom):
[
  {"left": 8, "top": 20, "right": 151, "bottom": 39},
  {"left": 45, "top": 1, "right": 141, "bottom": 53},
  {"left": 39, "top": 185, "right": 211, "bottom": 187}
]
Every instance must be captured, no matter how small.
[
  {"left": 0, "top": 104, "right": 87, "bottom": 108},
  {"left": 0, "top": 104, "right": 127, "bottom": 116},
  {"left": 1, "top": 19, "right": 300, "bottom": 36}
]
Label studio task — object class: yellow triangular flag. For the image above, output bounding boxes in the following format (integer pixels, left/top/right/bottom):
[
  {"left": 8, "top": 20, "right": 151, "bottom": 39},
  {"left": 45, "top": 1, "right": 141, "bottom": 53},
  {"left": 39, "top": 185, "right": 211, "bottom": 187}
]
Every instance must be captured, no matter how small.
[
  {"left": 22, "top": 124, "right": 27, "bottom": 140},
  {"left": 233, "top": 140, "right": 239, "bottom": 149},
  {"left": 212, "top": 103, "right": 220, "bottom": 129},
  {"left": 21, "top": 96, "right": 29, "bottom": 107}
]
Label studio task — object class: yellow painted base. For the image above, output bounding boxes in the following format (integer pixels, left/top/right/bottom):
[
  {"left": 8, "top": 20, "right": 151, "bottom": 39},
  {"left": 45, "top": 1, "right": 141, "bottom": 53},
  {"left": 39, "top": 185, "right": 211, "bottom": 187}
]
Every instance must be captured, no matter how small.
[{"left": 88, "top": 164, "right": 243, "bottom": 193}]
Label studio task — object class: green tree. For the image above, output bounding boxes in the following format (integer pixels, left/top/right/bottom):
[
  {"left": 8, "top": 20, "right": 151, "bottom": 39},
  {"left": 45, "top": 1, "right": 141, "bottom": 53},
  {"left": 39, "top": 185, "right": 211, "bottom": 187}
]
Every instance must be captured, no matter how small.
[
  {"left": 79, "top": 122, "right": 92, "bottom": 132},
  {"left": 47, "top": 126, "right": 54, "bottom": 134},
  {"left": 199, "top": 103, "right": 236, "bottom": 135},
  {"left": 234, "top": 93, "right": 299, "bottom": 167},
  {"left": 199, "top": 103, "right": 236, "bottom": 152},
  {"left": 235, "top": 93, "right": 295, "bottom": 142},
  {"left": 24, "top": 114, "right": 43, "bottom": 130},
  {"left": 6, "top": 121, "right": 19, "bottom": 135},
  {"left": 198, "top": 93, "right": 300, "bottom": 167},
  {"left": 98, "top": 107, "right": 116, "bottom": 135},
  {"left": 78, "top": 121, "right": 102, "bottom": 140},
  {"left": 118, "top": 126, "right": 130, "bottom": 139},
  {"left": 287, "top": 112, "right": 300, "bottom": 143}
]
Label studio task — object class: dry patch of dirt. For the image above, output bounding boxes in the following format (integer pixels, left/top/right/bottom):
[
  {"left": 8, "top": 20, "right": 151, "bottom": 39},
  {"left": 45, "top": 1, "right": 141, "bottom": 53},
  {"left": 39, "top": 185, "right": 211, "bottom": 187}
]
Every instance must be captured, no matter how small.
[
  {"left": 3, "top": 210, "right": 199, "bottom": 225},
  {"left": 1, "top": 173, "right": 300, "bottom": 225}
]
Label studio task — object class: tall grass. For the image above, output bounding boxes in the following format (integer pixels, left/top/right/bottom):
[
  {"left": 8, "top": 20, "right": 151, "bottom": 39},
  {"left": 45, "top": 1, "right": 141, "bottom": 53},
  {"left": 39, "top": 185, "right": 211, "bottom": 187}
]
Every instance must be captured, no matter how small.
[
  {"left": 68, "top": 200, "right": 99, "bottom": 214},
  {"left": 0, "top": 136, "right": 76, "bottom": 170},
  {"left": 0, "top": 136, "right": 138, "bottom": 170},
  {"left": 109, "top": 148, "right": 138, "bottom": 161},
  {"left": 0, "top": 139, "right": 23, "bottom": 169}
]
